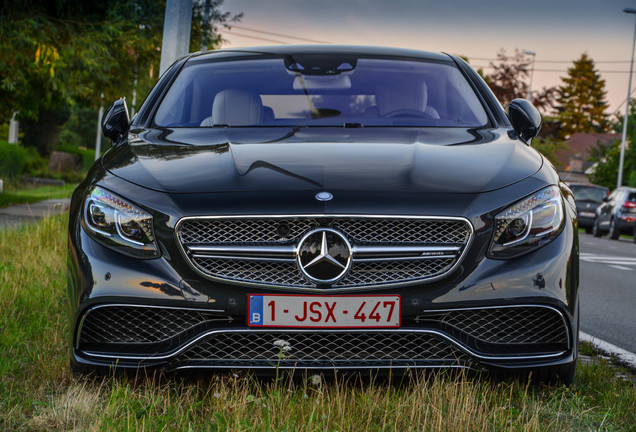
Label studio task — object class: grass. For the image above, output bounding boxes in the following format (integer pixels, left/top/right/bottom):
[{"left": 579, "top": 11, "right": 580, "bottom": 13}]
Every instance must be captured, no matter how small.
[
  {"left": 0, "top": 182, "right": 78, "bottom": 208},
  {"left": 1, "top": 215, "right": 635, "bottom": 431}
]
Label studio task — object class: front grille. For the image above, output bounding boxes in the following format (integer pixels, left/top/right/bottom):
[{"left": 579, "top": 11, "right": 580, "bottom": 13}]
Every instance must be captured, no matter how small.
[
  {"left": 439, "top": 307, "right": 567, "bottom": 345},
  {"left": 416, "top": 306, "right": 569, "bottom": 354},
  {"left": 176, "top": 216, "right": 472, "bottom": 289},
  {"left": 179, "top": 219, "right": 319, "bottom": 244},
  {"left": 192, "top": 258, "right": 311, "bottom": 288},
  {"left": 79, "top": 306, "right": 225, "bottom": 345},
  {"left": 77, "top": 305, "right": 568, "bottom": 364},
  {"left": 339, "top": 259, "right": 456, "bottom": 287},
  {"left": 174, "top": 332, "right": 471, "bottom": 368}
]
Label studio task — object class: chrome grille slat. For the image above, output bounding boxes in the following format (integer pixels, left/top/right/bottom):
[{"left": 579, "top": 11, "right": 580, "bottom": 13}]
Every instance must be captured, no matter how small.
[{"left": 176, "top": 216, "right": 472, "bottom": 289}]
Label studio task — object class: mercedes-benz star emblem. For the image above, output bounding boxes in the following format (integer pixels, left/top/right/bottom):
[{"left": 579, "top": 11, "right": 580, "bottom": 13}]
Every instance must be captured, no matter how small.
[
  {"left": 297, "top": 228, "right": 352, "bottom": 284},
  {"left": 315, "top": 191, "right": 333, "bottom": 201}
]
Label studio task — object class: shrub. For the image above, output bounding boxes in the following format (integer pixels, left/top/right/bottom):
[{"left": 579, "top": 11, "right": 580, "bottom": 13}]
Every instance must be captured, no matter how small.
[
  {"left": 56, "top": 144, "right": 97, "bottom": 173},
  {"left": 0, "top": 139, "right": 28, "bottom": 179}
]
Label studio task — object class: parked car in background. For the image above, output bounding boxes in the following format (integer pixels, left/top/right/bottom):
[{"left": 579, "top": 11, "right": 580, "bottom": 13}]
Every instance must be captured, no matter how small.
[
  {"left": 568, "top": 183, "right": 609, "bottom": 234},
  {"left": 68, "top": 45, "right": 579, "bottom": 384},
  {"left": 593, "top": 186, "right": 636, "bottom": 241}
]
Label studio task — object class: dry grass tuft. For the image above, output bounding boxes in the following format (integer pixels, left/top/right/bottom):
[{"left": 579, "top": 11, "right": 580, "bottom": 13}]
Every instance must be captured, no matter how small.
[{"left": 27, "top": 382, "right": 104, "bottom": 432}]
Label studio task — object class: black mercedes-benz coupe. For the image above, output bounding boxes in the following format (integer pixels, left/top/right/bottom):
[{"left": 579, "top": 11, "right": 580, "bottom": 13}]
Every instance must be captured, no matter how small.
[{"left": 68, "top": 45, "right": 579, "bottom": 383}]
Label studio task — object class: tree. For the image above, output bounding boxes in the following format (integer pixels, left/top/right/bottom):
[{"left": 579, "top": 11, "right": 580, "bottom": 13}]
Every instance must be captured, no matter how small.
[
  {"left": 600, "top": 99, "right": 636, "bottom": 187},
  {"left": 555, "top": 54, "right": 609, "bottom": 139},
  {"left": 483, "top": 49, "right": 556, "bottom": 114},
  {"left": 587, "top": 139, "right": 622, "bottom": 188},
  {"left": 0, "top": 0, "right": 241, "bottom": 155}
]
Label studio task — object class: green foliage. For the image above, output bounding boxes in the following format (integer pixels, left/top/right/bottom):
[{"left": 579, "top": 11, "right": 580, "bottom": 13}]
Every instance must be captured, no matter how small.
[
  {"left": 556, "top": 54, "right": 610, "bottom": 139},
  {"left": 0, "top": 0, "right": 242, "bottom": 156},
  {"left": 0, "top": 140, "right": 28, "bottom": 178},
  {"left": 56, "top": 143, "right": 97, "bottom": 173},
  {"left": 58, "top": 105, "right": 99, "bottom": 150},
  {"left": 591, "top": 99, "right": 636, "bottom": 188},
  {"left": 585, "top": 138, "right": 636, "bottom": 189},
  {"left": 532, "top": 137, "right": 568, "bottom": 170}
]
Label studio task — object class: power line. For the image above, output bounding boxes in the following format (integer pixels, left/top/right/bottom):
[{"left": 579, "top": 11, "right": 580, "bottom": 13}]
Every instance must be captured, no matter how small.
[
  {"left": 469, "top": 57, "right": 633, "bottom": 64},
  {"left": 228, "top": 32, "right": 289, "bottom": 45},
  {"left": 473, "top": 64, "right": 635, "bottom": 74},
  {"left": 230, "top": 25, "right": 330, "bottom": 44}
]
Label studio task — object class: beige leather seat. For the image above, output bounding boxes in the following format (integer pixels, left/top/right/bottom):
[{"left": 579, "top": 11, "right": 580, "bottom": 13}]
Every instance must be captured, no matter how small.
[
  {"left": 374, "top": 81, "right": 440, "bottom": 119},
  {"left": 201, "top": 89, "right": 263, "bottom": 126}
]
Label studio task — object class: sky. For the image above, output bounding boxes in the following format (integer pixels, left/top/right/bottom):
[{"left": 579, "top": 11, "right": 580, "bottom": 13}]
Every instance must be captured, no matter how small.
[{"left": 219, "top": 0, "right": 636, "bottom": 117}]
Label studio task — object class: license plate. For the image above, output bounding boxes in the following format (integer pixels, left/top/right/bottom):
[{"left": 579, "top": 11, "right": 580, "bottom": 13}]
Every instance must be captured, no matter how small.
[
  {"left": 579, "top": 211, "right": 595, "bottom": 218},
  {"left": 248, "top": 294, "right": 401, "bottom": 328}
]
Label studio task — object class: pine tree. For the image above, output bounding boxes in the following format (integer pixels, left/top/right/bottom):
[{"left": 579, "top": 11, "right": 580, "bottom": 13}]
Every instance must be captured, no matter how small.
[{"left": 555, "top": 54, "right": 609, "bottom": 139}]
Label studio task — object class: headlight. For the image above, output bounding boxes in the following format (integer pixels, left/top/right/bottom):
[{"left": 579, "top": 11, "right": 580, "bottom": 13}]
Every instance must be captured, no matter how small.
[
  {"left": 489, "top": 186, "right": 564, "bottom": 259},
  {"left": 82, "top": 186, "right": 159, "bottom": 258}
]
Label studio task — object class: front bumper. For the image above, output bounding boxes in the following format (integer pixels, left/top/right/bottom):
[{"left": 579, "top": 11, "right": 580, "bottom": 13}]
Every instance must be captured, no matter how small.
[{"left": 68, "top": 214, "right": 579, "bottom": 373}]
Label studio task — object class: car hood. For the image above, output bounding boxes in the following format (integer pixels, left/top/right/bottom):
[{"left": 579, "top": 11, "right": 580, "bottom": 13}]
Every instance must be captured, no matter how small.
[{"left": 102, "top": 127, "right": 543, "bottom": 194}]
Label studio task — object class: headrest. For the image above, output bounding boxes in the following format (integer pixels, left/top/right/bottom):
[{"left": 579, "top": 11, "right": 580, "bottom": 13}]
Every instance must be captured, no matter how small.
[
  {"left": 212, "top": 89, "right": 263, "bottom": 125},
  {"left": 376, "top": 81, "right": 428, "bottom": 116}
]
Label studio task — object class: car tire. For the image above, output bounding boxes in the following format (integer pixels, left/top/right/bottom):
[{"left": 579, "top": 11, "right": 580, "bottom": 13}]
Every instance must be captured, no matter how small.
[
  {"left": 584, "top": 227, "right": 593, "bottom": 234},
  {"left": 609, "top": 218, "right": 620, "bottom": 240},
  {"left": 592, "top": 218, "right": 602, "bottom": 237},
  {"left": 633, "top": 226, "right": 636, "bottom": 244}
]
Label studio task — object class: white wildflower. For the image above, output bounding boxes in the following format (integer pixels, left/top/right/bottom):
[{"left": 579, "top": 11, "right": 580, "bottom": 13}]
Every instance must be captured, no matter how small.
[
  {"left": 273, "top": 339, "right": 292, "bottom": 353},
  {"left": 310, "top": 374, "right": 322, "bottom": 386}
]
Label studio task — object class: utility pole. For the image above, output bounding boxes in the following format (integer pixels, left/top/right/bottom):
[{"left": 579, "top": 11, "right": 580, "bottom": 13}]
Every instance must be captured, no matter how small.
[
  {"left": 523, "top": 50, "right": 536, "bottom": 102},
  {"left": 619, "top": 8, "right": 636, "bottom": 188},
  {"left": 94, "top": 97, "right": 104, "bottom": 161},
  {"left": 159, "top": 0, "right": 194, "bottom": 76},
  {"left": 201, "top": 0, "right": 211, "bottom": 51},
  {"left": 8, "top": 111, "right": 19, "bottom": 144}
]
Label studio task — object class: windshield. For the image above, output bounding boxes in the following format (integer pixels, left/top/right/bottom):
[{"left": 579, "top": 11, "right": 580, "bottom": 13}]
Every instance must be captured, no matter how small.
[
  {"left": 154, "top": 55, "right": 489, "bottom": 128},
  {"left": 570, "top": 185, "right": 608, "bottom": 203}
]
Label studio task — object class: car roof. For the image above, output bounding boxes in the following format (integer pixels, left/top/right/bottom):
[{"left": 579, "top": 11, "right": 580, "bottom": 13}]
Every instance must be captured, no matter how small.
[
  {"left": 189, "top": 44, "right": 453, "bottom": 63},
  {"left": 568, "top": 183, "right": 608, "bottom": 189}
]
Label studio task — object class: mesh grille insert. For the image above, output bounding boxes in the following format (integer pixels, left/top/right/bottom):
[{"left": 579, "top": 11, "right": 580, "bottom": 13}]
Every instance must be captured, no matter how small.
[
  {"left": 176, "top": 332, "right": 471, "bottom": 367},
  {"left": 177, "top": 216, "right": 472, "bottom": 288},
  {"left": 437, "top": 307, "right": 568, "bottom": 345},
  {"left": 79, "top": 306, "right": 224, "bottom": 345}
]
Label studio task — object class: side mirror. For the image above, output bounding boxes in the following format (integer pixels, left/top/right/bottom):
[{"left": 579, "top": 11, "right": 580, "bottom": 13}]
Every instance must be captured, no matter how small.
[
  {"left": 507, "top": 99, "right": 542, "bottom": 144},
  {"left": 602, "top": 196, "right": 609, "bottom": 203},
  {"left": 102, "top": 98, "right": 130, "bottom": 144}
]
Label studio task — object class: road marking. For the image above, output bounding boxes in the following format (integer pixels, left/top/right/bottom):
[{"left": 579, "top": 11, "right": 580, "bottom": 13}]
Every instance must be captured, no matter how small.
[
  {"left": 608, "top": 265, "right": 634, "bottom": 271},
  {"left": 580, "top": 331, "right": 636, "bottom": 371},
  {"left": 580, "top": 253, "right": 636, "bottom": 267}
]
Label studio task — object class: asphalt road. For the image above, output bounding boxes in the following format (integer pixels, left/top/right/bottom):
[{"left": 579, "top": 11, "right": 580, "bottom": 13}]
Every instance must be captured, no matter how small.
[
  {"left": 578, "top": 232, "right": 636, "bottom": 354},
  {"left": 0, "top": 199, "right": 70, "bottom": 229}
]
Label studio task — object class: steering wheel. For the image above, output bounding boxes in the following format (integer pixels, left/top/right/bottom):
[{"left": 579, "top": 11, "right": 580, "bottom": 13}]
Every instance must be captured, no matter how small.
[{"left": 382, "top": 109, "right": 431, "bottom": 118}]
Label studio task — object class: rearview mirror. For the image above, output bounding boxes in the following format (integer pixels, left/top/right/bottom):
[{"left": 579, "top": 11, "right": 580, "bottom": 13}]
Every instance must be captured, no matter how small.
[
  {"left": 507, "top": 99, "right": 541, "bottom": 144},
  {"left": 102, "top": 98, "right": 130, "bottom": 144}
]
